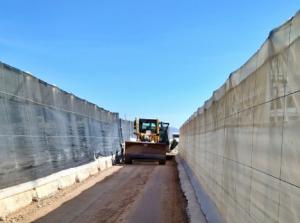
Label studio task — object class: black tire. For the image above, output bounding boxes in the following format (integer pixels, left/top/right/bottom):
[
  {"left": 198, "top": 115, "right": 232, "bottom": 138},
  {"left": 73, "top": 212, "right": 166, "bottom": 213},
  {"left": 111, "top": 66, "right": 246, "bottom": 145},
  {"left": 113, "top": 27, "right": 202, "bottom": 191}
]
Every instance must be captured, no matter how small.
[
  {"left": 166, "top": 155, "right": 174, "bottom": 160},
  {"left": 159, "top": 159, "right": 166, "bottom": 165},
  {"left": 124, "top": 157, "right": 132, "bottom": 164}
]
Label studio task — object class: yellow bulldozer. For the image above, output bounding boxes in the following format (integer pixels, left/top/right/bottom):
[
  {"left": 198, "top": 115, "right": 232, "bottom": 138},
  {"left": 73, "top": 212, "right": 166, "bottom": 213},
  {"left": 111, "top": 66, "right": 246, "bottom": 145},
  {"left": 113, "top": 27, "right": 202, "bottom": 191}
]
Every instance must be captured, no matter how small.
[{"left": 124, "top": 118, "right": 169, "bottom": 165}]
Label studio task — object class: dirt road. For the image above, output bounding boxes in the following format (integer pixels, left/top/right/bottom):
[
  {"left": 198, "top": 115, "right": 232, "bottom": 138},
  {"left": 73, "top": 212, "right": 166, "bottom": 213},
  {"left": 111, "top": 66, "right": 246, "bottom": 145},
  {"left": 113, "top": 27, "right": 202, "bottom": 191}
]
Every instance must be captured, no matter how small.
[{"left": 11, "top": 160, "right": 187, "bottom": 223}]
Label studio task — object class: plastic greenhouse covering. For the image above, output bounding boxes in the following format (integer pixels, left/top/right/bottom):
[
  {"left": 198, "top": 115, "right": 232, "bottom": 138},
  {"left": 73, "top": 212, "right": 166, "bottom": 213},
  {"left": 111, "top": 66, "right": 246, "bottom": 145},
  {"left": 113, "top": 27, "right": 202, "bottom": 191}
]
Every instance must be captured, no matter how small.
[
  {"left": 180, "top": 11, "right": 300, "bottom": 223},
  {"left": 0, "top": 63, "right": 134, "bottom": 189}
]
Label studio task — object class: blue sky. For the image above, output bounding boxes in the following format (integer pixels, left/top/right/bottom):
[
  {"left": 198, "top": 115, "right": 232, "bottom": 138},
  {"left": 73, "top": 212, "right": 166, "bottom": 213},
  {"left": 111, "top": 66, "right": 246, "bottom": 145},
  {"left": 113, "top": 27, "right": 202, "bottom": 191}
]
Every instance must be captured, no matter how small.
[{"left": 0, "top": 1, "right": 299, "bottom": 128}]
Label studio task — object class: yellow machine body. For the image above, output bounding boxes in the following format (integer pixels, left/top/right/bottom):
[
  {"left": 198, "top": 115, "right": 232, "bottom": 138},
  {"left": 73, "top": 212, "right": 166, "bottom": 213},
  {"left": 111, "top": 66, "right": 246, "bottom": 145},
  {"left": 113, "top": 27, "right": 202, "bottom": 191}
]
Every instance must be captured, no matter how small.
[{"left": 124, "top": 118, "right": 169, "bottom": 165}]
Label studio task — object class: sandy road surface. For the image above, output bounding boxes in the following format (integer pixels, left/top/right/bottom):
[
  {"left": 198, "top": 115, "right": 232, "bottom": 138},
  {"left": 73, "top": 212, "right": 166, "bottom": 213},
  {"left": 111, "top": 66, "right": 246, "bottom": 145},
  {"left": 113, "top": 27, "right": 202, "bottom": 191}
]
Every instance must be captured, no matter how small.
[{"left": 6, "top": 160, "right": 188, "bottom": 223}]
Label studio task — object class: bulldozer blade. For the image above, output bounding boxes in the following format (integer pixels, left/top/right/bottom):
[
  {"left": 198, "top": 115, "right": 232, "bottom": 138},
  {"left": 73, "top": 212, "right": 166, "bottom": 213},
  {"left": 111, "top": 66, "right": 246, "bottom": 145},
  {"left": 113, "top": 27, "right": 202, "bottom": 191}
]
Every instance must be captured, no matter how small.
[{"left": 124, "top": 141, "right": 168, "bottom": 164}]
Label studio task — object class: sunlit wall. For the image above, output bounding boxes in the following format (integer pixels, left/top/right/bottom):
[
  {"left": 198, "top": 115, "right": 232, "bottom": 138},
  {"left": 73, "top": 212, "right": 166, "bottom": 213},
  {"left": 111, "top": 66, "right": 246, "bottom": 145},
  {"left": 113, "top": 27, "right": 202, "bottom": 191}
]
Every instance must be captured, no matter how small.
[{"left": 180, "top": 11, "right": 300, "bottom": 223}]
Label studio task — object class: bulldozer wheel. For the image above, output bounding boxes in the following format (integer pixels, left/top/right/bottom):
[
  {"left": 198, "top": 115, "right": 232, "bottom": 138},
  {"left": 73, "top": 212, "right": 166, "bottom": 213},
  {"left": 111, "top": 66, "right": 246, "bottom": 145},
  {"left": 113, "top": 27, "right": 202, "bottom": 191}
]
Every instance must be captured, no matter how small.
[
  {"left": 124, "top": 157, "right": 132, "bottom": 164},
  {"left": 159, "top": 159, "right": 166, "bottom": 165}
]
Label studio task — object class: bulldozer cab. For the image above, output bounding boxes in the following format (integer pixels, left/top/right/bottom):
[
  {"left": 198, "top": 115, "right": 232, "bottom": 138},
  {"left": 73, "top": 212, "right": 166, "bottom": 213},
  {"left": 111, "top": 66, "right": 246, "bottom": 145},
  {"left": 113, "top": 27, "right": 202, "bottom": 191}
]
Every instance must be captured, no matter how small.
[
  {"left": 134, "top": 118, "right": 160, "bottom": 143},
  {"left": 138, "top": 119, "right": 159, "bottom": 134}
]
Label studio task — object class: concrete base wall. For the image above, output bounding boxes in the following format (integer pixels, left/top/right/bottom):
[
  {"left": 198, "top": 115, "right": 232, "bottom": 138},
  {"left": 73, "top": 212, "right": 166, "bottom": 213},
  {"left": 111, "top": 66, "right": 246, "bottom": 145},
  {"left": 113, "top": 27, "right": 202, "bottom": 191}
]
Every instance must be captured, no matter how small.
[
  {"left": 0, "top": 155, "right": 114, "bottom": 219},
  {"left": 176, "top": 156, "right": 209, "bottom": 223}
]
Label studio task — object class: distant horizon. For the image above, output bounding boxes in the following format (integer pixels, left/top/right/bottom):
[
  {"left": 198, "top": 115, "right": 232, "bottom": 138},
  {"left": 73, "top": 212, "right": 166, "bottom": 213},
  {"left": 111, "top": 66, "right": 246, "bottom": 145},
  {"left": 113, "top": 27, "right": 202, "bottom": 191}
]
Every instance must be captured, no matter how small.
[{"left": 0, "top": 1, "right": 299, "bottom": 128}]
